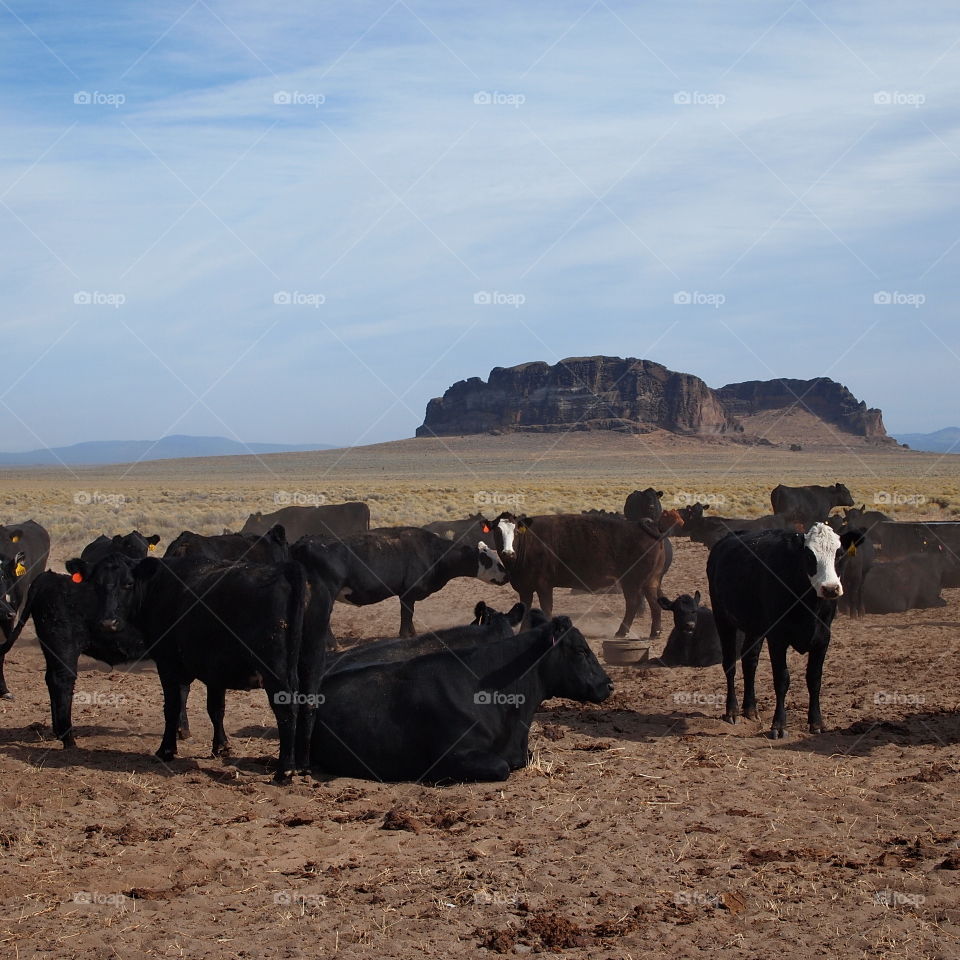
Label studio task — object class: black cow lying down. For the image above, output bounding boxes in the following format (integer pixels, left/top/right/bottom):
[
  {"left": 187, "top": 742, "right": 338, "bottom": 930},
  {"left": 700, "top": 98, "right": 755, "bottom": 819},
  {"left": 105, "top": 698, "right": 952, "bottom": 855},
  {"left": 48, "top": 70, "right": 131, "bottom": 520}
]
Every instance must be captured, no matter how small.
[
  {"left": 324, "top": 604, "right": 531, "bottom": 676},
  {"left": 311, "top": 617, "right": 612, "bottom": 782},
  {"left": 862, "top": 552, "right": 951, "bottom": 613},
  {"left": 654, "top": 592, "right": 728, "bottom": 667},
  {"left": 82, "top": 553, "right": 330, "bottom": 780}
]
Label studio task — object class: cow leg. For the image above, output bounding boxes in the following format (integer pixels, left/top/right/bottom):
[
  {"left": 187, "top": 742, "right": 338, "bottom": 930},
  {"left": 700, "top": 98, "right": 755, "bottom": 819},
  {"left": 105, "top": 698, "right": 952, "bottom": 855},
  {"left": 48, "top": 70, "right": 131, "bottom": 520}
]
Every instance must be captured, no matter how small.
[
  {"left": 265, "top": 682, "right": 296, "bottom": 783},
  {"left": 535, "top": 585, "right": 554, "bottom": 620},
  {"left": 739, "top": 636, "right": 764, "bottom": 721},
  {"left": 716, "top": 613, "right": 740, "bottom": 724},
  {"left": 206, "top": 685, "right": 230, "bottom": 757},
  {"left": 768, "top": 639, "right": 790, "bottom": 738},
  {"left": 805, "top": 644, "right": 829, "bottom": 734},
  {"left": 517, "top": 589, "right": 535, "bottom": 630},
  {"left": 0, "top": 651, "right": 12, "bottom": 700},
  {"left": 432, "top": 749, "right": 511, "bottom": 784},
  {"left": 178, "top": 682, "right": 192, "bottom": 740},
  {"left": 644, "top": 579, "right": 662, "bottom": 639},
  {"left": 155, "top": 667, "right": 185, "bottom": 761},
  {"left": 614, "top": 583, "right": 639, "bottom": 638},
  {"left": 398, "top": 598, "right": 416, "bottom": 638},
  {"left": 44, "top": 656, "right": 79, "bottom": 749}
]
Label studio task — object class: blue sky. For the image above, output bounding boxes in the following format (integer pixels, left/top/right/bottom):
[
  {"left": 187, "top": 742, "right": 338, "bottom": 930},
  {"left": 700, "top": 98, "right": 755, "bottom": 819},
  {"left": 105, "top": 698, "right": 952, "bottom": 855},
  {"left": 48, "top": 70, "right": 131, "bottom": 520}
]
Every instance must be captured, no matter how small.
[{"left": 1, "top": 1, "right": 957, "bottom": 449}]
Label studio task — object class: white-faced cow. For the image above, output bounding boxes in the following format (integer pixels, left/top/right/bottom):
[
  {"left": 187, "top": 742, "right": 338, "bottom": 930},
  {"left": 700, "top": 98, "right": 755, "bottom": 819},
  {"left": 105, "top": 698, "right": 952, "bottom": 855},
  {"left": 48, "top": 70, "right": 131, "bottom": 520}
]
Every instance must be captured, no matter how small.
[
  {"left": 707, "top": 522, "right": 863, "bottom": 738},
  {"left": 487, "top": 512, "right": 667, "bottom": 637},
  {"left": 770, "top": 483, "right": 854, "bottom": 527},
  {"left": 293, "top": 526, "right": 507, "bottom": 638}
]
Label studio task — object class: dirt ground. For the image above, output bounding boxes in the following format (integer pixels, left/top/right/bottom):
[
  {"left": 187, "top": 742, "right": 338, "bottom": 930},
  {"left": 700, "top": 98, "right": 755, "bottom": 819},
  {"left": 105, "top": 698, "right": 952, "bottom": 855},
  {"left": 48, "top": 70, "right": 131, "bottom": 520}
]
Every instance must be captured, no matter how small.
[{"left": 0, "top": 535, "right": 957, "bottom": 960}]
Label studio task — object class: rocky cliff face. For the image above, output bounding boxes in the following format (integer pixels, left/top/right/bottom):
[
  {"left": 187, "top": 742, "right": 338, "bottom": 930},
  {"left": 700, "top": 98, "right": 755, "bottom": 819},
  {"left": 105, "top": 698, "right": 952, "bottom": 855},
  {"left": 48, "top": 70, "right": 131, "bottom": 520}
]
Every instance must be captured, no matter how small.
[
  {"left": 417, "top": 357, "right": 734, "bottom": 437},
  {"left": 715, "top": 378, "right": 891, "bottom": 441}
]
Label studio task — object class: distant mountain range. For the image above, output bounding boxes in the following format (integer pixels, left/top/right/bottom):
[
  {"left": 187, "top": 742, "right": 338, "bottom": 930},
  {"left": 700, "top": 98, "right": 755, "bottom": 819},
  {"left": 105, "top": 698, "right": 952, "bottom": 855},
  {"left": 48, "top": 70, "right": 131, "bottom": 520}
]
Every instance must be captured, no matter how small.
[
  {"left": 892, "top": 427, "right": 960, "bottom": 454},
  {"left": 0, "top": 434, "right": 334, "bottom": 467}
]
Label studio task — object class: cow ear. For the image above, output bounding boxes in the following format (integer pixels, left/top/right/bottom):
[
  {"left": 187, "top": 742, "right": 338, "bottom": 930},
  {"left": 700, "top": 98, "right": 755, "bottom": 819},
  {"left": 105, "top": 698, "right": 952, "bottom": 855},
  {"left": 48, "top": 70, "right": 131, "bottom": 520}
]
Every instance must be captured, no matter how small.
[
  {"left": 548, "top": 616, "right": 572, "bottom": 645},
  {"left": 656, "top": 596, "right": 673, "bottom": 611},
  {"left": 65, "top": 558, "right": 88, "bottom": 582},
  {"left": 8, "top": 529, "right": 22, "bottom": 544},
  {"left": 147, "top": 534, "right": 161, "bottom": 546},
  {"left": 134, "top": 557, "right": 162, "bottom": 581},
  {"left": 656, "top": 491, "right": 664, "bottom": 498},
  {"left": 473, "top": 601, "right": 487, "bottom": 622},
  {"left": 481, "top": 522, "right": 491, "bottom": 534},
  {"left": 693, "top": 590, "right": 701, "bottom": 604},
  {"left": 840, "top": 529, "right": 865, "bottom": 555},
  {"left": 517, "top": 516, "right": 532, "bottom": 532},
  {"left": 702, "top": 504, "right": 710, "bottom": 511},
  {"left": 506, "top": 602, "right": 525, "bottom": 626}
]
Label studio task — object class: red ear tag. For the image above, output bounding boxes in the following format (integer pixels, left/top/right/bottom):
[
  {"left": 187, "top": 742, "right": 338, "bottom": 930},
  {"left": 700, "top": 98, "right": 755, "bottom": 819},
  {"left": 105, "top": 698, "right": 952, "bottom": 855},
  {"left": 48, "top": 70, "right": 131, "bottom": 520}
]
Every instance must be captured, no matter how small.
[
  {"left": 481, "top": 523, "right": 491, "bottom": 534},
  {"left": 71, "top": 572, "right": 83, "bottom": 583}
]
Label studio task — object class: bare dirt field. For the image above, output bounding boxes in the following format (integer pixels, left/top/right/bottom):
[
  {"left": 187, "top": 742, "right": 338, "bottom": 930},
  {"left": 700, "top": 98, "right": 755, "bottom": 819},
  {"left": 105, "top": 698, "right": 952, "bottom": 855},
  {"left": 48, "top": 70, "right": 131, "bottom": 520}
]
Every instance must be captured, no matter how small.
[{"left": 0, "top": 436, "right": 958, "bottom": 958}]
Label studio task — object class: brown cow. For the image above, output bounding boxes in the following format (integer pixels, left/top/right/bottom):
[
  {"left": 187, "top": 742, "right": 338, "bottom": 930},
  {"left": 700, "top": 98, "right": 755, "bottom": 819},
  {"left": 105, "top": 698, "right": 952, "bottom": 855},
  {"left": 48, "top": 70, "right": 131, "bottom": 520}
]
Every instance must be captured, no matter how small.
[{"left": 487, "top": 512, "right": 667, "bottom": 638}]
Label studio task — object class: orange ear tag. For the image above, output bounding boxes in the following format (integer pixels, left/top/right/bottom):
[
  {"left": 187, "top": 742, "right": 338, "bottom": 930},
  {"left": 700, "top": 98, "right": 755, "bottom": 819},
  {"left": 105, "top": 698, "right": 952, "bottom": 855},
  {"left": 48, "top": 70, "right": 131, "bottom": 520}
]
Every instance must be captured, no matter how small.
[{"left": 71, "top": 572, "right": 83, "bottom": 583}]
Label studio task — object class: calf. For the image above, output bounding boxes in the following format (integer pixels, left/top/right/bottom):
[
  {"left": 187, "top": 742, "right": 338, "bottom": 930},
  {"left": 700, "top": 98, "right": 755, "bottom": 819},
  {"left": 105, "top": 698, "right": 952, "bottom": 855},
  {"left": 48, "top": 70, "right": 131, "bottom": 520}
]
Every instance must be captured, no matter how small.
[
  {"left": 164, "top": 524, "right": 288, "bottom": 563},
  {"left": 862, "top": 553, "right": 951, "bottom": 613},
  {"left": 488, "top": 512, "right": 667, "bottom": 637},
  {"left": 311, "top": 617, "right": 612, "bottom": 782},
  {"left": 654, "top": 592, "right": 725, "bottom": 667},
  {"left": 0, "top": 520, "right": 50, "bottom": 698},
  {"left": 293, "top": 527, "right": 507, "bottom": 638},
  {"left": 82, "top": 553, "right": 328, "bottom": 780},
  {"left": 707, "top": 523, "right": 863, "bottom": 738}
]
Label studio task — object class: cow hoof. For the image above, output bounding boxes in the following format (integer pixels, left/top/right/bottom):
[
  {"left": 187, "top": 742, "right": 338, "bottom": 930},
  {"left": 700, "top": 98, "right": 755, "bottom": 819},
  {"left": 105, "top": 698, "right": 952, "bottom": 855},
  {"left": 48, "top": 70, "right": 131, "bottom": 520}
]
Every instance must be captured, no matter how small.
[
  {"left": 743, "top": 708, "right": 759, "bottom": 721},
  {"left": 721, "top": 712, "right": 739, "bottom": 725},
  {"left": 155, "top": 747, "right": 177, "bottom": 761},
  {"left": 769, "top": 728, "right": 786, "bottom": 740},
  {"left": 0, "top": 691, "right": 13, "bottom": 701},
  {"left": 177, "top": 728, "right": 191, "bottom": 741},
  {"left": 212, "top": 745, "right": 231, "bottom": 759},
  {"left": 61, "top": 737, "right": 78, "bottom": 750},
  {"left": 272, "top": 770, "right": 294, "bottom": 785},
  {"left": 809, "top": 724, "right": 825, "bottom": 734}
]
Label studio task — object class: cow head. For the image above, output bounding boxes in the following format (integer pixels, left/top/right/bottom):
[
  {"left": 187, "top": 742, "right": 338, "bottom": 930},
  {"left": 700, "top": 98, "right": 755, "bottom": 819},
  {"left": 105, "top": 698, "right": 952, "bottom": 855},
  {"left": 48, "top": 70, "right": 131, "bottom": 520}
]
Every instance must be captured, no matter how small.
[
  {"left": 657, "top": 591, "right": 700, "bottom": 638},
  {"left": 472, "top": 600, "right": 526, "bottom": 628},
  {"left": 658, "top": 509, "right": 684, "bottom": 535},
  {"left": 802, "top": 522, "right": 864, "bottom": 599},
  {"left": 540, "top": 617, "right": 613, "bottom": 703},
  {"left": 67, "top": 552, "right": 146, "bottom": 633},
  {"left": 833, "top": 483, "right": 855, "bottom": 508},
  {"left": 476, "top": 541, "right": 509, "bottom": 584},
  {"left": 485, "top": 512, "right": 531, "bottom": 560},
  {"left": 624, "top": 488, "right": 664, "bottom": 521}
]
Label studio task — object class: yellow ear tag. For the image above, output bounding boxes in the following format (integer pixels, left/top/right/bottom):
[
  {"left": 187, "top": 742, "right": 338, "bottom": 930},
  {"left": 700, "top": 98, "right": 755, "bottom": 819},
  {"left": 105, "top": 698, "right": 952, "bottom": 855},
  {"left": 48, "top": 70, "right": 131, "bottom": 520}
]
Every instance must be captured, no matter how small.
[
  {"left": 15, "top": 562, "right": 26, "bottom": 577},
  {"left": 148, "top": 543, "right": 157, "bottom": 551},
  {"left": 11, "top": 536, "right": 19, "bottom": 543},
  {"left": 517, "top": 525, "right": 527, "bottom": 534},
  {"left": 846, "top": 544, "right": 857, "bottom": 557}
]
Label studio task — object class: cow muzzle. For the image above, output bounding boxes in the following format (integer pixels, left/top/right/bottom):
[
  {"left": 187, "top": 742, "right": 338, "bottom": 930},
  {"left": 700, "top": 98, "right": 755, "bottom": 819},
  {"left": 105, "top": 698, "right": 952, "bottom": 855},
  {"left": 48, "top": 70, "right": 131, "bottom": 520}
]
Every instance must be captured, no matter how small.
[
  {"left": 818, "top": 583, "right": 842, "bottom": 599},
  {"left": 99, "top": 618, "right": 123, "bottom": 633}
]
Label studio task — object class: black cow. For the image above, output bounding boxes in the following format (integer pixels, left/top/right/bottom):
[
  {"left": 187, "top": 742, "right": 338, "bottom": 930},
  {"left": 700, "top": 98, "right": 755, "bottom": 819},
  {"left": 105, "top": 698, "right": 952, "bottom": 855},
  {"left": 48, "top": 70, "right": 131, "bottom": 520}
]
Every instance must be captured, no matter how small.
[
  {"left": 488, "top": 513, "right": 668, "bottom": 637},
  {"left": 311, "top": 616, "right": 612, "bottom": 782},
  {"left": 841, "top": 505, "right": 891, "bottom": 534},
  {"left": 22, "top": 532, "right": 179, "bottom": 749},
  {"left": 624, "top": 488, "right": 664, "bottom": 522},
  {"left": 654, "top": 592, "right": 726, "bottom": 667},
  {"left": 707, "top": 522, "right": 863, "bottom": 737},
  {"left": 770, "top": 483, "right": 854, "bottom": 526},
  {"left": 81, "top": 553, "right": 328, "bottom": 780},
  {"left": 422, "top": 513, "right": 489, "bottom": 546},
  {"left": 0, "top": 520, "right": 50, "bottom": 699},
  {"left": 471, "top": 600, "right": 528, "bottom": 628},
  {"left": 862, "top": 552, "right": 952, "bottom": 613},
  {"left": 325, "top": 606, "right": 528, "bottom": 677},
  {"left": 686, "top": 514, "right": 794, "bottom": 548},
  {"left": 675, "top": 502, "right": 711, "bottom": 531},
  {"left": 241, "top": 501, "right": 369, "bottom": 542},
  {"left": 835, "top": 529, "right": 874, "bottom": 618},
  {"left": 293, "top": 526, "right": 507, "bottom": 638},
  {"left": 164, "top": 525, "right": 288, "bottom": 563}
]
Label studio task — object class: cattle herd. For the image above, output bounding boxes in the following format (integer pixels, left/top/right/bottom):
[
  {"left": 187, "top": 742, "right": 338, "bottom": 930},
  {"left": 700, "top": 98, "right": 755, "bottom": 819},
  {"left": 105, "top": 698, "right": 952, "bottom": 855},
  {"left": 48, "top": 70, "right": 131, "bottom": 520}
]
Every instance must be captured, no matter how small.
[{"left": 0, "top": 481, "right": 956, "bottom": 783}]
